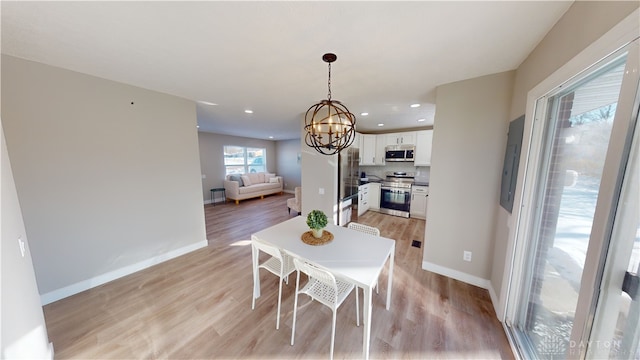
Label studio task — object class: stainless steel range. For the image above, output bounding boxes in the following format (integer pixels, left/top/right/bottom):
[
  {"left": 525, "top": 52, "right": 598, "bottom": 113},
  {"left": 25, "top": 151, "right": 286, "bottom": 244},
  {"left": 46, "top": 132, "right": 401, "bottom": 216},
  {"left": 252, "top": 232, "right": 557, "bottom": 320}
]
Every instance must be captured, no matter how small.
[{"left": 379, "top": 171, "right": 414, "bottom": 218}]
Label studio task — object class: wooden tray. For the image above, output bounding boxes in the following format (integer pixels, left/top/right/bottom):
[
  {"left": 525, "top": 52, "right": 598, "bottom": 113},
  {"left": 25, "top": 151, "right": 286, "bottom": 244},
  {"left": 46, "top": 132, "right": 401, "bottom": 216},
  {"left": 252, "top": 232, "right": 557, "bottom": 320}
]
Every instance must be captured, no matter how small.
[{"left": 301, "top": 230, "right": 333, "bottom": 245}]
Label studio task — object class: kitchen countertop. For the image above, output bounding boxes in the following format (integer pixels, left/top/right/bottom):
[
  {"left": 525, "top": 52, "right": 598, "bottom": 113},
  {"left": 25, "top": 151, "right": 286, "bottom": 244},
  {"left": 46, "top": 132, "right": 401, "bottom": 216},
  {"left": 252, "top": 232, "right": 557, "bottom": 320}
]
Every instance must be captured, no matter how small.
[
  {"left": 340, "top": 193, "right": 359, "bottom": 202},
  {"left": 359, "top": 179, "right": 429, "bottom": 186},
  {"left": 359, "top": 179, "right": 383, "bottom": 185}
]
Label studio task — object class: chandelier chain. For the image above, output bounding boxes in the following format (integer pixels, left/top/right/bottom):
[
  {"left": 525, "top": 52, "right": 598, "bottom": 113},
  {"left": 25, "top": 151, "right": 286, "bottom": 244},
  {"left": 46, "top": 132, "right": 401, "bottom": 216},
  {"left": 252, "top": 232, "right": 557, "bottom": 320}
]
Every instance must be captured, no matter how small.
[{"left": 327, "top": 63, "right": 332, "bottom": 100}]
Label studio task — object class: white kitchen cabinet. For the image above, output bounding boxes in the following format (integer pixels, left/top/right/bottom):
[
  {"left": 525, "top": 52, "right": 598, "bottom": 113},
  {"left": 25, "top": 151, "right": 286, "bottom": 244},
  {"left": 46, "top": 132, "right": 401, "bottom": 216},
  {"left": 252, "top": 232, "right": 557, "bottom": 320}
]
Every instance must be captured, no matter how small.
[
  {"left": 400, "top": 132, "right": 416, "bottom": 145},
  {"left": 360, "top": 134, "right": 376, "bottom": 165},
  {"left": 358, "top": 183, "right": 370, "bottom": 216},
  {"left": 385, "top": 132, "right": 416, "bottom": 146},
  {"left": 375, "top": 135, "right": 386, "bottom": 165},
  {"left": 410, "top": 185, "right": 428, "bottom": 219},
  {"left": 414, "top": 130, "right": 433, "bottom": 166},
  {"left": 368, "top": 182, "right": 381, "bottom": 210}
]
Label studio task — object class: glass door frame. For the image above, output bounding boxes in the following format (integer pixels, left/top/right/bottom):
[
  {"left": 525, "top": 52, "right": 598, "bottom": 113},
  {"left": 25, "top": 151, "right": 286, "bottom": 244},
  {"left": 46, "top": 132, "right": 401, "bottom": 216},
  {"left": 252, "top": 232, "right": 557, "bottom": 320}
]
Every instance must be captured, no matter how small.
[
  {"left": 584, "top": 40, "right": 640, "bottom": 357},
  {"left": 501, "top": 9, "right": 640, "bottom": 359}
]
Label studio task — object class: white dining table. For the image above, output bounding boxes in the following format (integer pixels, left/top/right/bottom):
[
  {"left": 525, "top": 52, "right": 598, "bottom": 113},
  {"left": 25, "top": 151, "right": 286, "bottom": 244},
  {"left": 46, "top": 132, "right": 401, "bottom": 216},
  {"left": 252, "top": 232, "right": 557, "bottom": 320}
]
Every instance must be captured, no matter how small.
[{"left": 251, "top": 216, "right": 395, "bottom": 359}]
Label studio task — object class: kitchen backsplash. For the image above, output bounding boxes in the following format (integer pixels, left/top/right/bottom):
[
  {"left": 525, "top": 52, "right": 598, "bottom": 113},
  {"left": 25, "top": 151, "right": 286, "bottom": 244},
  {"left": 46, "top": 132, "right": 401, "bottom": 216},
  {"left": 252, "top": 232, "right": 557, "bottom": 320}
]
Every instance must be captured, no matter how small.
[{"left": 359, "top": 164, "right": 430, "bottom": 182}]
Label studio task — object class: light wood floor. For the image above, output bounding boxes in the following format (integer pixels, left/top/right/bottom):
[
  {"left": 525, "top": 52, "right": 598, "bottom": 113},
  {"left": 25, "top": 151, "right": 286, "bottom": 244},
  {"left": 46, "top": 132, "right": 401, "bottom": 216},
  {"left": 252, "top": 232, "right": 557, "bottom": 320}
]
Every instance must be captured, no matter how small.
[{"left": 43, "top": 193, "right": 514, "bottom": 359}]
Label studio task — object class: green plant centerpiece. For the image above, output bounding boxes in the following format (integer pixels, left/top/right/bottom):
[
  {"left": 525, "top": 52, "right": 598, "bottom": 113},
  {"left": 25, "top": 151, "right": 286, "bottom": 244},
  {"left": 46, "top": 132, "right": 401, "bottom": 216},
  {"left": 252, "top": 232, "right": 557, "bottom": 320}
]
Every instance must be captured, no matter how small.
[{"left": 306, "top": 209, "right": 328, "bottom": 238}]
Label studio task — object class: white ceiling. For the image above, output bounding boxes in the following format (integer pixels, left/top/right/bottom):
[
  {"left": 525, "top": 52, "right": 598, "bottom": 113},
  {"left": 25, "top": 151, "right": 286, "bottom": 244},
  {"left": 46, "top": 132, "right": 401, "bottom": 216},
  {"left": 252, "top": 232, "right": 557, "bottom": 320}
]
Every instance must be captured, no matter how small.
[{"left": 1, "top": 1, "right": 573, "bottom": 140}]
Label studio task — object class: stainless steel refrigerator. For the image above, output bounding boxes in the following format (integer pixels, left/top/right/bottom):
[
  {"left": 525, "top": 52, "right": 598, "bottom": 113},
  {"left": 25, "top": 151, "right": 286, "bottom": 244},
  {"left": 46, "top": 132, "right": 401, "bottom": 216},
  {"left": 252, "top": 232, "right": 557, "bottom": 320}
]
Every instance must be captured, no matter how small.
[{"left": 338, "top": 147, "right": 359, "bottom": 226}]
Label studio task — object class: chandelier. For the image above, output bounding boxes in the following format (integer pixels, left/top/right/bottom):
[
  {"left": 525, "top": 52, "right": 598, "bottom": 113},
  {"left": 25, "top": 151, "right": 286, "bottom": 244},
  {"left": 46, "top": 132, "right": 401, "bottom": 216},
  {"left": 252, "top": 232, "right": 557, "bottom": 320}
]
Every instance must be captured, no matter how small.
[{"left": 304, "top": 53, "right": 356, "bottom": 156}]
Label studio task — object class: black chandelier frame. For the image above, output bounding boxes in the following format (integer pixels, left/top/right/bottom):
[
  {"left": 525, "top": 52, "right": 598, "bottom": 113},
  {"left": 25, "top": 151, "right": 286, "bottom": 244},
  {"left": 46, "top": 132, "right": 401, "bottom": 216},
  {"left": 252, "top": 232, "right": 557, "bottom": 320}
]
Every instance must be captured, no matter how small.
[{"left": 304, "top": 53, "right": 356, "bottom": 156}]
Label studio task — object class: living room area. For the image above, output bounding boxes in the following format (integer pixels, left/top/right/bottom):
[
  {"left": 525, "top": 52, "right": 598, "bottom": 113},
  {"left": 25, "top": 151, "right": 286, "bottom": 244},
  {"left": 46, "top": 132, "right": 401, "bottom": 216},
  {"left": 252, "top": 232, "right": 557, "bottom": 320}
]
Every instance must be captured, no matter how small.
[{"left": 198, "top": 131, "right": 302, "bottom": 207}]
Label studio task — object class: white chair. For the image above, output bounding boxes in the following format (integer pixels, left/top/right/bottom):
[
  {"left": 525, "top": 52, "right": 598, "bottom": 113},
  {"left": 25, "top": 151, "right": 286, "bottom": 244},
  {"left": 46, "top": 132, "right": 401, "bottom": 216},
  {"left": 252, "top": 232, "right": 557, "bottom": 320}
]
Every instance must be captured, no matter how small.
[
  {"left": 290, "top": 257, "right": 359, "bottom": 360},
  {"left": 287, "top": 187, "right": 301, "bottom": 215},
  {"left": 251, "top": 236, "right": 295, "bottom": 330},
  {"left": 347, "top": 222, "right": 381, "bottom": 294},
  {"left": 347, "top": 222, "right": 380, "bottom": 237}
]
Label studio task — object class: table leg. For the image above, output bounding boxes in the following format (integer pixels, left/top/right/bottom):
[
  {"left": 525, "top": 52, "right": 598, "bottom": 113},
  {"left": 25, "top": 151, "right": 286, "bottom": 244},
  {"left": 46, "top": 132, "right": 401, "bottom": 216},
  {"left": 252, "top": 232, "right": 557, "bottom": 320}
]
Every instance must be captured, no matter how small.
[
  {"left": 252, "top": 244, "right": 260, "bottom": 300},
  {"left": 386, "top": 243, "right": 395, "bottom": 310},
  {"left": 363, "top": 285, "right": 372, "bottom": 359}
]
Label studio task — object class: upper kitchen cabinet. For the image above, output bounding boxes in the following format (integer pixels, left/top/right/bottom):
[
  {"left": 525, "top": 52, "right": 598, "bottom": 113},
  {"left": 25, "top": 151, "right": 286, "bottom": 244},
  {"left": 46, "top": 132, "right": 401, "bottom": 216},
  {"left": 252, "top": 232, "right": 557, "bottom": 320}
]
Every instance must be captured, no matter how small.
[
  {"left": 385, "top": 132, "right": 415, "bottom": 146},
  {"left": 359, "top": 134, "right": 385, "bottom": 166},
  {"left": 360, "top": 134, "right": 376, "bottom": 165},
  {"left": 375, "top": 135, "right": 386, "bottom": 165},
  {"left": 414, "top": 130, "right": 433, "bottom": 166}
]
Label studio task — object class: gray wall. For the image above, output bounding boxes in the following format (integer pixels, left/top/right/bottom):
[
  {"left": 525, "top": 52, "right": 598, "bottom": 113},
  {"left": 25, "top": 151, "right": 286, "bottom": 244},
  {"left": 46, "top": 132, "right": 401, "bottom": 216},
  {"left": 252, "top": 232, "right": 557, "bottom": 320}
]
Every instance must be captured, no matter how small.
[
  {"left": 1, "top": 55, "right": 207, "bottom": 303},
  {"left": 197, "top": 131, "right": 279, "bottom": 202},
  {"left": 423, "top": 71, "right": 514, "bottom": 287},
  {"left": 1, "top": 123, "right": 52, "bottom": 358},
  {"left": 490, "top": 1, "right": 639, "bottom": 316},
  {"left": 275, "top": 138, "right": 302, "bottom": 193},
  {"left": 300, "top": 123, "right": 338, "bottom": 221}
]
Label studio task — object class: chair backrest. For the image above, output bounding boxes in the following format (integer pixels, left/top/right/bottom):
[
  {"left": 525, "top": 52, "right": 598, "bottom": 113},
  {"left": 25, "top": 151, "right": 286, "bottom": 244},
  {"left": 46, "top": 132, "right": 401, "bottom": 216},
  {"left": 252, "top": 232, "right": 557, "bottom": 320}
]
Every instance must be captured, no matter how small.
[
  {"left": 347, "top": 222, "right": 380, "bottom": 236},
  {"left": 294, "top": 187, "right": 302, "bottom": 202},
  {"left": 293, "top": 257, "right": 338, "bottom": 301},
  {"left": 251, "top": 236, "right": 283, "bottom": 261}
]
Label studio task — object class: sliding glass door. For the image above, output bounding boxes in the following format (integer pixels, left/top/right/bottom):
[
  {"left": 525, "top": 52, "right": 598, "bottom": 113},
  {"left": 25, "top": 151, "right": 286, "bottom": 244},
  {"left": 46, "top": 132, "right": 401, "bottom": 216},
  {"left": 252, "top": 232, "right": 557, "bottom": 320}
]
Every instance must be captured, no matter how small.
[
  {"left": 506, "top": 38, "right": 639, "bottom": 359},
  {"left": 588, "top": 106, "right": 640, "bottom": 358}
]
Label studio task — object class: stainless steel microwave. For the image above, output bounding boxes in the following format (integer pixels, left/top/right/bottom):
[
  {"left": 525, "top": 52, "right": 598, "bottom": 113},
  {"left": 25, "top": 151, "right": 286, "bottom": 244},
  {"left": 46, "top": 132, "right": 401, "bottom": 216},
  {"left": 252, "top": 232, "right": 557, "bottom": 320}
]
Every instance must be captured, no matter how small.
[{"left": 385, "top": 145, "right": 415, "bottom": 162}]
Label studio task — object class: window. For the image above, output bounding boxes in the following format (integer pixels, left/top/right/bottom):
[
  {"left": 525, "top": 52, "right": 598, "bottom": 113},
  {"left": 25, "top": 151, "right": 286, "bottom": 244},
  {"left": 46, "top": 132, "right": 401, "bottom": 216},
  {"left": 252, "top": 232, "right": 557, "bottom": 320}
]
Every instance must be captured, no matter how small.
[{"left": 224, "top": 146, "right": 266, "bottom": 175}]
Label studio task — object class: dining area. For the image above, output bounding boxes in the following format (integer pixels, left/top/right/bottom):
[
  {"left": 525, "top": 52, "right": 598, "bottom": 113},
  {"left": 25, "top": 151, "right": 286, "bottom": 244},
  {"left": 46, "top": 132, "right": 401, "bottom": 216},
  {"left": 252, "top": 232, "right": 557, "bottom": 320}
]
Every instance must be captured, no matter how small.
[
  {"left": 42, "top": 194, "right": 512, "bottom": 359},
  {"left": 251, "top": 215, "right": 396, "bottom": 360}
]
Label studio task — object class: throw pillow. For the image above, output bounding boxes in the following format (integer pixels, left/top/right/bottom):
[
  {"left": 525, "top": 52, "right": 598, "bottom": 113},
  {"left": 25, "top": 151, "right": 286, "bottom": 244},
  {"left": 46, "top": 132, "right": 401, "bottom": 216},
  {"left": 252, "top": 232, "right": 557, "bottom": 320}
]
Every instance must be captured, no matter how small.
[
  {"left": 265, "top": 173, "right": 275, "bottom": 182},
  {"left": 248, "top": 172, "right": 261, "bottom": 185},
  {"left": 229, "top": 174, "right": 244, "bottom": 186},
  {"left": 269, "top": 177, "right": 279, "bottom": 183},
  {"left": 241, "top": 175, "right": 252, "bottom": 186}
]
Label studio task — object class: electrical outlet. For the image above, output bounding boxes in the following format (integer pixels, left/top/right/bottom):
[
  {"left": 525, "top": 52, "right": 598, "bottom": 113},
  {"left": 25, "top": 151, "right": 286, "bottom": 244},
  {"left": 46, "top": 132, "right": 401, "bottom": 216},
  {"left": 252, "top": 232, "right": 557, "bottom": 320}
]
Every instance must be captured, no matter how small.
[
  {"left": 463, "top": 251, "right": 472, "bottom": 262},
  {"left": 319, "top": 188, "right": 325, "bottom": 195}
]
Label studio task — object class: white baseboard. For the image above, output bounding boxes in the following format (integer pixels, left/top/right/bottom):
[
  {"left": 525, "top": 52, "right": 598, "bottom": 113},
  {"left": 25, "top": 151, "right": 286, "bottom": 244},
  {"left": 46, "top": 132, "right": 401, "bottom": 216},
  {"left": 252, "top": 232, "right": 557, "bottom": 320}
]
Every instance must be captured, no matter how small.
[
  {"left": 40, "top": 240, "right": 208, "bottom": 305},
  {"left": 488, "top": 283, "right": 499, "bottom": 308},
  {"left": 422, "top": 260, "right": 490, "bottom": 289},
  {"left": 488, "top": 282, "right": 503, "bottom": 320}
]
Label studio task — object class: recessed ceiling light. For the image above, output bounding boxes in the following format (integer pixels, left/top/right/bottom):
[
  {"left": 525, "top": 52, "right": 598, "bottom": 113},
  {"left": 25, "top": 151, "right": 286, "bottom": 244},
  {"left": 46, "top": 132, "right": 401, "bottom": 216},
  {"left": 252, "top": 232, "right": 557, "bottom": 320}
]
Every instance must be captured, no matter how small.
[
  {"left": 196, "top": 125, "right": 200, "bottom": 128},
  {"left": 410, "top": 103, "right": 421, "bottom": 108},
  {"left": 377, "top": 123, "right": 384, "bottom": 127},
  {"left": 268, "top": 136, "right": 274, "bottom": 139},
  {"left": 360, "top": 112, "right": 369, "bottom": 116},
  {"left": 244, "top": 109, "right": 253, "bottom": 114},
  {"left": 417, "top": 118, "right": 426, "bottom": 122},
  {"left": 198, "top": 101, "right": 218, "bottom": 106}
]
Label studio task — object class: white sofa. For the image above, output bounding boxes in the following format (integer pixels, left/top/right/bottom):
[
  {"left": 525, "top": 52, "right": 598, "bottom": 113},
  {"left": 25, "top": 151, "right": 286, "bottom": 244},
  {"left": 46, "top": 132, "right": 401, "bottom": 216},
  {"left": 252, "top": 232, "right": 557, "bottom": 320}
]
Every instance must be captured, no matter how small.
[{"left": 224, "top": 172, "right": 283, "bottom": 204}]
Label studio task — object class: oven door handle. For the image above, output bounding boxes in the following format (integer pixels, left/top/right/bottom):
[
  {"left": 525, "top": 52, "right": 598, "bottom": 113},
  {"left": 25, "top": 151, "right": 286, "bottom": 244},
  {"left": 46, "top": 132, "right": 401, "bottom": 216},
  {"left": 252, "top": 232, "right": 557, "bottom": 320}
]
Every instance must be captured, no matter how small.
[{"left": 381, "top": 186, "right": 410, "bottom": 193}]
